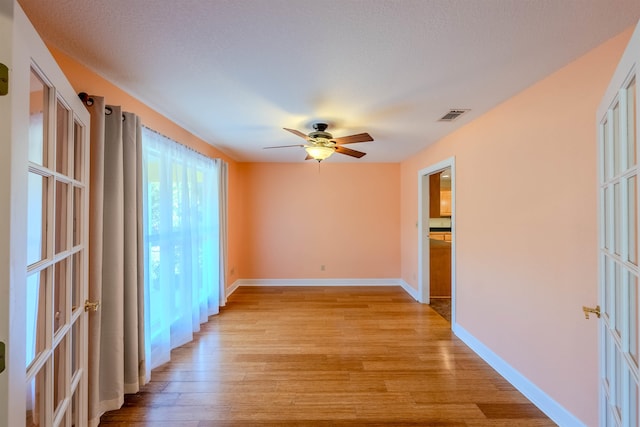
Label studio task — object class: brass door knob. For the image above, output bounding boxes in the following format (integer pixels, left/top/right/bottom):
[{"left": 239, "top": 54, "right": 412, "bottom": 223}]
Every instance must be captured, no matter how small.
[
  {"left": 582, "top": 305, "right": 601, "bottom": 319},
  {"left": 84, "top": 300, "right": 100, "bottom": 312}
]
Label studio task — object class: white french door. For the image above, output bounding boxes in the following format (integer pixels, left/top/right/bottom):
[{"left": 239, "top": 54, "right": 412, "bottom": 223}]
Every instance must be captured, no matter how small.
[
  {"left": 597, "top": 21, "right": 640, "bottom": 427},
  {"left": 0, "top": 3, "right": 90, "bottom": 427}
]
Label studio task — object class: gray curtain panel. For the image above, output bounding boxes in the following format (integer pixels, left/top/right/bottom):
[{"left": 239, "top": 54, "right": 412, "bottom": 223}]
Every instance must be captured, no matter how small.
[{"left": 85, "top": 98, "right": 148, "bottom": 426}]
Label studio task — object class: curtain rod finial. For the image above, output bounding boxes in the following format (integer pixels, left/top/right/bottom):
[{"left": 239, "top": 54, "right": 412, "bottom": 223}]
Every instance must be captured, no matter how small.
[{"left": 78, "top": 92, "right": 94, "bottom": 106}]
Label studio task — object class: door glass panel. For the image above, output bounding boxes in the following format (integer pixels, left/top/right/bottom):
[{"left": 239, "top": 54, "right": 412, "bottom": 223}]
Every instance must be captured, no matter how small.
[
  {"left": 71, "top": 319, "right": 79, "bottom": 379},
  {"left": 614, "top": 183, "right": 621, "bottom": 255},
  {"left": 603, "top": 255, "right": 610, "bottom": 319},
  {"left": 54, "top": 259, "right": 67, "bottom": 335},
  {"left": 26, "top": 366, "right": 46, "bottom": 427},
  {"left": 605, "top": 257, "right": 614, "bottom": 320},
  {"left": 606, "top": 405, "right": 615, "bottom": 427},
  {"left": 72, "top": 187, "right": 81, "bottom": 247},
  {"left": 628, "top": 175, "right": 638, "bottom": 265},
  {"left": 57, "top": 412, "right": 68, "bottom": 427},
  {"left": 631, "top": 380, "right": 639, "bottom": 427},
  {"left": 614, "top": 102, "right": 621, "bottom": 176},
  {"left": 615, "top": 351, "right": 623, "bottom": 413},
  {"left": 605, "top": 186, "right": 611, "bottom": 250},
  {"left": 27, "top": 172, "right": 48, "bottom": 266},
  {"left": 630, "top": 273, "right": 638, "bottom": 367},
  {"left": 55, "top": 100, "right": 69, "bottom": 176},
  {"left": 55, "top": 181, "right": 69, "bottom": 254},
  {"left": 615, "top": 264, "right": 622, "bottom": 338},
  {"left": 53, "top": 337, "right": 67, "bottom": 415},
  {"left": 71, "top": 386, "right": 80, "bottom": 427},
  {"left": 605, "top": 330, "right": 613, "bottom": 390},
  {"left": 26, "top": 270, "right": 47, "bottom": 368},
  {"left": 628, "top": 77, "right": 637, "bottom": 168},
  {"left": 71, "top": 252, "right": 81, "bottom": 314},
  {"left": 29, "top": 69, "right": 48, "bottom": 166},
  {"left": 73, "top": 120, "right": 84, "bottom": 181},
  {"left": 604, "top": 119, "right": 610, "bottom": 180}
]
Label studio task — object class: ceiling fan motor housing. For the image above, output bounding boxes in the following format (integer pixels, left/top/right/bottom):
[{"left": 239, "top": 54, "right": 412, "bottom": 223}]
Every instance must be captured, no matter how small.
[
  {"left": 309, "top": 130, "right": 333, "bottom": 140},
  {"left": 310, "top": 123, "right": 332, "bottom": 141}
]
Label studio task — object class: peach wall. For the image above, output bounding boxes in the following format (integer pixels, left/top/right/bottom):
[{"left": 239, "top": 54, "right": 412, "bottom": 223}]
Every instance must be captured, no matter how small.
[
  {"left": 400, "top": 29, "right": 633, "bottom": 424},
  {"left": 47, "top": 47, "right": 242, "bottom": 289},
  {"left": 239, "top": 162, "right": 400, "bottom": 279}
]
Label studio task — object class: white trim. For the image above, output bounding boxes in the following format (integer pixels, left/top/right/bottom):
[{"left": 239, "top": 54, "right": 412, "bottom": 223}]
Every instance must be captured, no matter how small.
[
  {"left": 452, "top": 324, "right": 585, "bottom": 427},
  {"left": 397, "top": 279, "right": 419, "bottom": 300},
  {"left": 226, "top": 278, "right": 419, "bottom": 300},
  {"left": 226, "top": 280, "right": 241, "bottom": 297}
]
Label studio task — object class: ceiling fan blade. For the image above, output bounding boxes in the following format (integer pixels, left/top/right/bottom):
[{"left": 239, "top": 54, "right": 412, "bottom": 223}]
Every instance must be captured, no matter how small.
[
  {"left": 331, "top": 132, "right": 373, "bottom": 145},
  {"left": 335, "top": 145, "right": 366, "bottom": 158},
  {"left": 263, "top": 144, "right": 305, "bottom": 149},
  {"left": 283, "top": 128, "right": 310, "bottom": 140}
]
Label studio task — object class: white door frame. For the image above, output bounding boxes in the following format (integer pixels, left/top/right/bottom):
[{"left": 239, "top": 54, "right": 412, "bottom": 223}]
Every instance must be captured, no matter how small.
[
  {"left": 417, "top": 157, "right": 456, "bottom": 322},
  {"left": 0, "top": 1, "right": 20, "bottom": 426}
]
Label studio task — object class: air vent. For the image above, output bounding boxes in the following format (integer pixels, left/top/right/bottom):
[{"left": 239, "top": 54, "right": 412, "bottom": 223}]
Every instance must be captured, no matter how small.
[{"left": 439, "top": 109, "right": 470, "bottom": 122}]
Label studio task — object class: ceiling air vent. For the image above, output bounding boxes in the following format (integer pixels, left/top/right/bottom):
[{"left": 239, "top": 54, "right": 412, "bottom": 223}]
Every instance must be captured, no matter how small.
[{"left": 439, "top": 109, "right": 470, "bottom": 122}]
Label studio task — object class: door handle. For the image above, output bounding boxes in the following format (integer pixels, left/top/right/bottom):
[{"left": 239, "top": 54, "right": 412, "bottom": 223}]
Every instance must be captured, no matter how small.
[
  {"left": 582, "top": 305, "right": 601, "bottom": 319},
  {"left": 84, "top": 300, "right": 100, "bottom": 312},
  {"left": 0, "top": 342, "right": 5, "bottom": 373},
  {"left": 0, "top": 63, "right": 7, "bottom": 96}
]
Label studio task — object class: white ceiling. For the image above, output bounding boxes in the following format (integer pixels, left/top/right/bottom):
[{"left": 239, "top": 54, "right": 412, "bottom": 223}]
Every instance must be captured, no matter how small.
[{"left": 18, "top": 0, "right": 640, "bottom": 163}]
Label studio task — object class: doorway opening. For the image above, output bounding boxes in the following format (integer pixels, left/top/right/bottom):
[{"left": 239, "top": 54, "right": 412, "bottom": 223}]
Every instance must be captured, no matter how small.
[{"left": 418, "top": 158, "right": 455, "bottom": 324}]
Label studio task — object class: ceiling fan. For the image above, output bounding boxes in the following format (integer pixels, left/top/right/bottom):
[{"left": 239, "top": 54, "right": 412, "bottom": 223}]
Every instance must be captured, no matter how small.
[{"left": 264, "top": 123, "right": 374, "bottom": 162}]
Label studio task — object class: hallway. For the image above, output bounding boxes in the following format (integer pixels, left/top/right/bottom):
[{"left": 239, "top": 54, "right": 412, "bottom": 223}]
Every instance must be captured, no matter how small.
[{"left": 100, "top": 286, "right": 554, "bottom": 426}]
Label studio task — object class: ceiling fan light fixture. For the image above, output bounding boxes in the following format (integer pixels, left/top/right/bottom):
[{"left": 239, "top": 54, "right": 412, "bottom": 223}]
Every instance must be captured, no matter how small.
[{"left": 305, "top": 145, "right": 335, "bottom": 161}]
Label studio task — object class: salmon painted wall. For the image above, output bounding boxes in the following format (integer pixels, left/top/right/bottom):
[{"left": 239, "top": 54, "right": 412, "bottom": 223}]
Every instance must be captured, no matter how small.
[
  {"left": 47, "top": 47, "right": 242, "bottom": 289},
  {"left": 400, "top": 29, "right": 633, "bottom": 424},
  {"left": 239, "top": 162, "right": 400, "bottom": 279}
]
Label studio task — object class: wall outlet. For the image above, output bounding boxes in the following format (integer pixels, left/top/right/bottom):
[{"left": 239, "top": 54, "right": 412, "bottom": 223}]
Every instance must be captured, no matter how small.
[
  {"left": 320, "top": 265, "right": 326, "bottom": 271},
  {"left": 230, "top": 267, "right": 235, "bottom": 276}
]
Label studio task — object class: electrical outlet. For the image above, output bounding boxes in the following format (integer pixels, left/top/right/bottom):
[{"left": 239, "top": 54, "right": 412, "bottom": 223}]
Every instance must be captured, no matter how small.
[
  {"left": 230, "top": 267, "right": 235, "bottom": 276},
  {"left": 320, "top": 265, "right": 326, "bottom": 271}
]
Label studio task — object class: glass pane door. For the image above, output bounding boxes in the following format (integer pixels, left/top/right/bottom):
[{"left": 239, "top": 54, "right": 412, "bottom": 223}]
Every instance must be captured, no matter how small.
[
  {"left": 599, "top": 72, "right": 639, "bottom": 427},
  {"left": 26, "top": 64, "right": 89, "bottom": 427}
]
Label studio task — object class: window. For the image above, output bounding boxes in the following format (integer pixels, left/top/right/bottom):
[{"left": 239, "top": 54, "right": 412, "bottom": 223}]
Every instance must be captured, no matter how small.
[{"left": 142, "top": 127, "right": 221, "bottom": 368}]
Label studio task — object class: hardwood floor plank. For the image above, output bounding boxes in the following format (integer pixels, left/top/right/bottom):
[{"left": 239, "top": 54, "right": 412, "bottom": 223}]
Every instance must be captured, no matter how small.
[
  {"left": 100, "top": 286, "right": 556, "bottom": 425},
  {"left": 477, "top": 403, "right": 549, "bottom": 419}
]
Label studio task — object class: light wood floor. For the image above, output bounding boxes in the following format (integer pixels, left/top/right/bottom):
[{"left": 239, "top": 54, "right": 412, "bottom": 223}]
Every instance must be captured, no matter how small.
[{"left": 100, "top": 286, "right": 556, "bottom": 426}]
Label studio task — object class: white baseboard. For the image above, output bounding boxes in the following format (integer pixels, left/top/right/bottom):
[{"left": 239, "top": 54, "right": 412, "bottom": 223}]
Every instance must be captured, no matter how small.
[
  {"left": 226, "top": 278, "right": 419, "bottom": 300},
  {"left": 225, "top": 279, "right": 241, "bottom": 297},
  {"left": 397, "top": 279, "right": 419, "bottom": 300},
  {"left": 452, "top": 324, "right": 585, "bottom": 427}
]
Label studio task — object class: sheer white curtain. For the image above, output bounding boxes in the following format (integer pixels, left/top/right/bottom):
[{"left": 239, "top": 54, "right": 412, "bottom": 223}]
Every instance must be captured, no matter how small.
[{"left": 142, "top": 127, "right": 225, "bottom": 369}]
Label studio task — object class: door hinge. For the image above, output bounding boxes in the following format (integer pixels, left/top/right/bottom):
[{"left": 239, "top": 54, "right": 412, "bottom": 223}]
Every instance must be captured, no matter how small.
[
  {"left": 0, "top": 341, "right": 5, "bottom": 373},
  {"left": 0, "top": 63, "right": 7, "bottom": 96}
]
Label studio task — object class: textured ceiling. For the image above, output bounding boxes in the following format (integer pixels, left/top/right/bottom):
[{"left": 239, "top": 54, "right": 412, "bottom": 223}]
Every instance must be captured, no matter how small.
[{"left": 18, "top": 0, "right": 640, "bottom": 162}]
